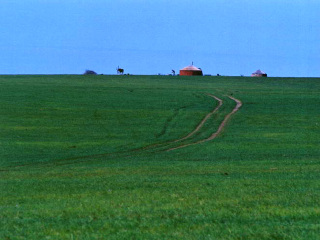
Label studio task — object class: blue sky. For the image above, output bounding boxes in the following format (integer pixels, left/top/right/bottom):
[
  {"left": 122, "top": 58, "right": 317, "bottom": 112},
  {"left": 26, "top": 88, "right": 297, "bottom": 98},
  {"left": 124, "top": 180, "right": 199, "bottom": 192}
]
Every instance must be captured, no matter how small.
[{"left": 1, "top": 0, "right": 319, "bottom": 77}]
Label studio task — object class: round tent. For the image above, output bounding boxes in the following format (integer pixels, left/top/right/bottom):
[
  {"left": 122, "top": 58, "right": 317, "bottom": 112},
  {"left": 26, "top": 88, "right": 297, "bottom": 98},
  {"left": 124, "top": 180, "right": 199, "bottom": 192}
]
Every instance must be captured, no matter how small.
[
  {"left": 251, "top": 69, "right": 267, "bottom": 77},
  {"left": 179, "top": 65, "right": 203, "bottom": 76}
]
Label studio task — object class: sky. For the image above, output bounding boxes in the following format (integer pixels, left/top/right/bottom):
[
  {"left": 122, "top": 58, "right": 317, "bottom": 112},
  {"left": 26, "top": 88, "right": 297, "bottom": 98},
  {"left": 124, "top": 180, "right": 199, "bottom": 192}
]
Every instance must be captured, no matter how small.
[{"left": 0, "top": 0, "right": 319, "bottom": 77}]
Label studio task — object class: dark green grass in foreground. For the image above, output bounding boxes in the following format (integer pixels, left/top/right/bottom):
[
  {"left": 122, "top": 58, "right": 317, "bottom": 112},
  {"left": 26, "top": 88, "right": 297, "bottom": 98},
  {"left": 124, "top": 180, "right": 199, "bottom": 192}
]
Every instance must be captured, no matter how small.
[{"left": 1, "top": 75, "right": 320, "bottom": 239}]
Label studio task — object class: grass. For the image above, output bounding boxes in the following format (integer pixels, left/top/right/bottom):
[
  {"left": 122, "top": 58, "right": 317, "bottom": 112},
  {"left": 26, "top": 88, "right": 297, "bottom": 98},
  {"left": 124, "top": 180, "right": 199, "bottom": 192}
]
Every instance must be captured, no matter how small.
[{"left": 1, "top": 75, "right": 320, "bottom": 239}]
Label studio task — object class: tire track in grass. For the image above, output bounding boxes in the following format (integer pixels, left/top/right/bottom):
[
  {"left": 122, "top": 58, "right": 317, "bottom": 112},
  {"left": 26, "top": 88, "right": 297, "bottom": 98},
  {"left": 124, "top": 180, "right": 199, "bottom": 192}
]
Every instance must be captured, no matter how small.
[
  {"left": 122, "top": 93, "right": 223, "bottom": 152},
  {"left": 155, "top": 106, "right": 186, "bottom": 138},
  {"left": 139, "top": 94, "right": 223, "bottom": 152},
  {"left": 1, "top": 94, "right": 226, "bottom": 170},
  {"left": 51, "top": 94, "right": 224, "bottom": 165},
  {"left": 173, "top": 94, "right": 223, "bottom": 142},
  {"left": 166, "top": 96, "right": 242, "bottom": 151}
]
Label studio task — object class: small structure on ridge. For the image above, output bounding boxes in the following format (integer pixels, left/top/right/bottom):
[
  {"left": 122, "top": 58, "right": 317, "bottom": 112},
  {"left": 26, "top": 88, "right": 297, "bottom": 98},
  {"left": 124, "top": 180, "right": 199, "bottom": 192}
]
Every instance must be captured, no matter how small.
[
  {"left": 251, "top": 69, "right": 267, "bottom": 77},
  {"left": 179, "top": 63, "right": 203, "bottom": 76},
  {"left": 83, "top": 70, "right": 97, "bottom": 75}
]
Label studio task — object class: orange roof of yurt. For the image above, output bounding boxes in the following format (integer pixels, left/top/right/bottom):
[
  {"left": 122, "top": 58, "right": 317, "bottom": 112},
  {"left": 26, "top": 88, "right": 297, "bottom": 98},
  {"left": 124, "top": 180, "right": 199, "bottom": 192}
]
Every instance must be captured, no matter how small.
[{"left": 180, "top": 64, "right": 203, "bottom": 76}]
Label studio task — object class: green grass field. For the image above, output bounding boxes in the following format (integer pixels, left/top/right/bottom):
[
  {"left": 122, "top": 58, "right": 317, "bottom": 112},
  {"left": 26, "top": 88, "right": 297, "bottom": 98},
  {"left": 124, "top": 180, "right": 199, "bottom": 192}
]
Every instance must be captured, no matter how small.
[{"left": 1, "top": 75, "right": 320, "bottom": 239}]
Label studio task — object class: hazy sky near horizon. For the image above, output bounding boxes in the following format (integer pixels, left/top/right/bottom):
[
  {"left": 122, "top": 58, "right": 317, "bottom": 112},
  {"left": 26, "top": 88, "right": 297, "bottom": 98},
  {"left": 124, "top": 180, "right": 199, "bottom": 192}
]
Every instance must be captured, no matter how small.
[{"left": 1, "top": 0, "right": 319, "bottom": 77}]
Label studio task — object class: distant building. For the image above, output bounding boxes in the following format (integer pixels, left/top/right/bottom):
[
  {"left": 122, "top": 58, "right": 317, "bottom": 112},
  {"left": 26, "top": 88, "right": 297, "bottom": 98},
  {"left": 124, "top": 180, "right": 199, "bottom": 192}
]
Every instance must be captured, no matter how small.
[
  {"left": 84, "top": 70, "right": 97, "bottom": 75},
  {"left": 251, "top": 69, "right": 267, "bottom": 77},
  {"left": 180, "top": 64, "right": 203, "bottom": 76}
]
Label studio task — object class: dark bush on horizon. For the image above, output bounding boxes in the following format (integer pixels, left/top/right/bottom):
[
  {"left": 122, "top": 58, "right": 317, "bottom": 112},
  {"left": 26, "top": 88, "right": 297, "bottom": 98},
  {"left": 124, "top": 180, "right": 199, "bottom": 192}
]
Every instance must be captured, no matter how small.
[{"left": 84, "top": 70, "right": 97, "bottom": 75}]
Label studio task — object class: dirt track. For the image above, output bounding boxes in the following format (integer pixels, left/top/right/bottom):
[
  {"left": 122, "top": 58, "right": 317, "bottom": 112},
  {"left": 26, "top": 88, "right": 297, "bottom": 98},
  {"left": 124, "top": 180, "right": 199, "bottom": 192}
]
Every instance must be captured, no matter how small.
[
  {"left": 2, "top": 94, "right": 242, "bottom": 169},
  {"left": 167, "top": 96, "right": 242, "bottom": 151},
  {"left": 174, "top": 94, "right": 223, "bottom": 142},
  {"left": 126, "top": 93, "right": 223, "bottom": 151}
]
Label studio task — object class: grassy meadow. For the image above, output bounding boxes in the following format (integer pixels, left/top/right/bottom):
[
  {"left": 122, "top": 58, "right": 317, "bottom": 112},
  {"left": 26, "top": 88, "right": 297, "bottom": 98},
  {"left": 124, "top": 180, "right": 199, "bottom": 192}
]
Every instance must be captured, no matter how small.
[{"left": 1, "top": 75, "right": 320, "bottom": 239}]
